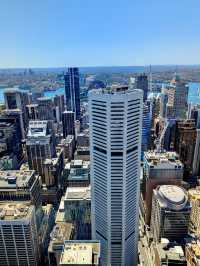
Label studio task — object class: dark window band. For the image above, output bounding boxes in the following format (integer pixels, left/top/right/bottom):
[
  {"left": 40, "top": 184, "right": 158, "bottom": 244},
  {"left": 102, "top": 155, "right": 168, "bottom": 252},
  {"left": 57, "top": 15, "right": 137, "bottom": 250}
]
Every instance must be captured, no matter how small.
[
  {"left": 111, "top": 151, "right": 123, "bottom": 156},
  {"left": 125, "top": 231, "right": 135, "bottom": 241},
  {"left": 96, "top": 230, "right": 107, "bottom": 241},
  {"left": 94, "top": 146, "right": 107, "bottom": 154},
  {"left": 127, "top": 146, "right": 137, "bottom": 154}
]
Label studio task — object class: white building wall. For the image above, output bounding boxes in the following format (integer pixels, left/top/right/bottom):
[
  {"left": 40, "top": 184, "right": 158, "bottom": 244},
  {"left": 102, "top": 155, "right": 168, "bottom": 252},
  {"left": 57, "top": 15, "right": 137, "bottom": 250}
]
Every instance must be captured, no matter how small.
[{"left": 89, "top": 88, "right": 143, "bottom": 266}]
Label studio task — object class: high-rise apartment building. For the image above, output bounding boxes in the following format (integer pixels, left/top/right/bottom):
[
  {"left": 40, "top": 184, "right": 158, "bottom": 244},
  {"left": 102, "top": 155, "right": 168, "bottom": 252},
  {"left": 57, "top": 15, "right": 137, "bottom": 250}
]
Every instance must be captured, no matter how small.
[
  {"left": 0, "top": 201, "right": 39, "bottom": 266},
  {"left": 89, "top": 86, "right": 143, "bottom": 266},
  {"left": 64, "top": 68, "right": 81, "bottom": 120},
  {"left": 136, "top": 73, "right": 148, "bottom": 102},
  {"left": 151, "top": 185, "right": 191, "bottom": 242},
  {"left": 62, "top": 111, "right": 75, "bottom": 138}
]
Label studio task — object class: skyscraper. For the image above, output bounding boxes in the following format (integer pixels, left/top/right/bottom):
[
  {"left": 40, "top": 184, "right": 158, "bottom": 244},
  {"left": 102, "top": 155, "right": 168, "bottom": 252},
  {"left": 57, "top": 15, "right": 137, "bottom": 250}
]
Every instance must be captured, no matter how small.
[
  {"left": 136, "top": 73, "right": 148, "bottom": 102},
  {"left": 0, "top": 201, "right": 40, "bottom": 266},
  {"left": 166, "top": 74, "right": 188, "bottom": 119},
  {"left": 151, "top": 185, "right": 191, "bottom": 242},
  {"left": 89, "top": 85, "right": 143, "bottom": 266},
  {"left": 37, "top": 97, "right": 55, "bottom": 121},
  {"left": 4, "top": 88, "right": 29, "bottom": 129},
  {"left": 62, "top": 111, "right": 75, "bottom": 138},
  {"left": 64, "top": 67, "right": 81, "bottom": 120},
  {"left": 26, "top": 121, "right": 56, "bottom": 182},
  {"left": 53, "top": 94, "right": 65, "bottom": 122},
  {"left": 141, "top": 103, "right": 151, "bottom": 155}
]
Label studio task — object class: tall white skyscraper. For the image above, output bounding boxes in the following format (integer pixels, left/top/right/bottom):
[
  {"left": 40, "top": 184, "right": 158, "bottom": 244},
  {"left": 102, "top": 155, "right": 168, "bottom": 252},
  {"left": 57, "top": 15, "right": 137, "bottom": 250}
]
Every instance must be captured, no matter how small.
[{"left": 89, "top": 86, "right": 143, "bottom": 266}]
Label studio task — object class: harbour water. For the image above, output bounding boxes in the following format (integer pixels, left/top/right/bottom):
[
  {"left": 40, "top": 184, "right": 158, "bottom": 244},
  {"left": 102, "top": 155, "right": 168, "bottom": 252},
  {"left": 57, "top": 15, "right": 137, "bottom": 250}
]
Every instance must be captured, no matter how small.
[{"left": 0, "top": 82, "right": 200, "bottom": 104}]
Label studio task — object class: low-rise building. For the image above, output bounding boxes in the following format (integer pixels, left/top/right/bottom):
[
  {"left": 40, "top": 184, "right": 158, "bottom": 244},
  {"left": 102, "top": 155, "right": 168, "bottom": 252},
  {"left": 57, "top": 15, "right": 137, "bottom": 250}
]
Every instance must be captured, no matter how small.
[
  {"left": 74, "top": 147, "right": 90, "bottom": 161},
  {"left": 154, "top": 241, "right": 186, "bottom": 266},
  {"left": 48, "top": 223, "right": 74, "bottom": 266},
  {"left": 64, "top": 160, "right": 90, "bottom": 188},
  {"left": 59, "top": 240, "right": 100, "bottom": 266}
]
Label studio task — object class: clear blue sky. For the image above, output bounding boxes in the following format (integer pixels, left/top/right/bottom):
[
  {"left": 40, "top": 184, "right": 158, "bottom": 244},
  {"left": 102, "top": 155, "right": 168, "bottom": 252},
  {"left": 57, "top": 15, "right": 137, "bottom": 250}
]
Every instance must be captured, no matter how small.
[{"left": 0, "top": 0, "right": 200, "bottom": 67}]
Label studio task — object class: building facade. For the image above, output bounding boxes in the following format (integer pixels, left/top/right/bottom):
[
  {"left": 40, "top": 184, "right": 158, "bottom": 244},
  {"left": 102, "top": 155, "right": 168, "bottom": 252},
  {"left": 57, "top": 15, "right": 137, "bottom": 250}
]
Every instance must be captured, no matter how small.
[
  {"left": 143, "top": 151, "right": 184, "bottom": 224},
  {"left": 62, "top": 111, "right": 75, "bottom": 138},
  {"left": 166, "top": 74, "right": 188, "bottom": 119},
  {"left": 136, "top": 73, "right": 148, "bottom": 102},
  {"left": 141, "top": 103, "right": 151, "bottom": 155},
  {"left": 26, "top": 121, "right": 56, "bottom": 182},
  {"left": 151, "top": 185, "right": 191, "bottom": 242},
  {"left": 89, "top": 86, "right": 143, "bottom": 266},
  {"left": 0, "top": 201, "right": 40, "bottom": 266},
  {"left": 37, "top": 97, "right": 55, "bottom": 121},
  {"left": 64, "top": 67, "right": 81, "bottom": 120}
]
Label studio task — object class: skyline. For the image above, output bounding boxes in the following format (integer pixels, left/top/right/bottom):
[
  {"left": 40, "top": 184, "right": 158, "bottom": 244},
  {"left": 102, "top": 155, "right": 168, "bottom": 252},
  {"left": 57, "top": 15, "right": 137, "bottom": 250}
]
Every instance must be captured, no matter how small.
[{"left": 0, "top": 0, "right": 200, "bottom": 68}]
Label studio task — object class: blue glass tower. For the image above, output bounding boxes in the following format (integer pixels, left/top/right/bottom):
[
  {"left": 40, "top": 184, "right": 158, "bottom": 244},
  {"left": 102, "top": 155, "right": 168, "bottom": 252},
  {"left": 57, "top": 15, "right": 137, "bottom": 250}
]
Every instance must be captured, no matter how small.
[
  {"left": 142, "top": 103, "right": 151, "bottom": 157},
  {"left": 64, "top": 67, "right": 81, "bottom": 120}
]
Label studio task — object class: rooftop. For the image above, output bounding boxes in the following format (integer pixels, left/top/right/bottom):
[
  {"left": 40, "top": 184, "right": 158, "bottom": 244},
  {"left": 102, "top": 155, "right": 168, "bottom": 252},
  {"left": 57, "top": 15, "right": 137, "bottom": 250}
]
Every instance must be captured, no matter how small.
[
  {"left": 60, "top": 135, "right": 75, "bottom": 145},
  {"left": 65, "top": 186, "right": 91, "bottom": 201},
  {"left": 156, "top": 242, "right": 186, "bottom": 263},
  {"left": 4, "top": 88, "right": 21, "bottom": 94},
  {"left": 89, "top": 85, "right": 142, "bottom": 96},
  {"left": 0, "top": 170, "right": 35, "bottom": 189},
  {"left": 26, "top": 104, "right": 38, "bottom": 108},
  {"left": 63, "top": 110, "right": 74, "bottom": 114},
  {"left": 155, "top": 185, "right": 189, "bottom": 211},
  {"left": 55, "top": 196, "right": 65, "bottom": 223},
  {"left": 0, "top": 201, "right": 33, "bottom": 220},
  {"left": 37, "top": 96, "right": 52, "bottom": 101},
  {"left": 48, "top": 222, "right": 74, "bottom": 252},
  {"left": 65, "top": 161, "right": 90, "bottom": 182},
  {"left": 65, "top": 160, "right": 90, "bottom": 170},
  {"left": 59, "top": 241, "right": 100, "bottom": 265},
  {"left": 27, "top": 120, "right": 48, "bottom": 137},
  {"left": 144, "top": 151, "right": 183, "bottom": 169}
]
